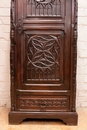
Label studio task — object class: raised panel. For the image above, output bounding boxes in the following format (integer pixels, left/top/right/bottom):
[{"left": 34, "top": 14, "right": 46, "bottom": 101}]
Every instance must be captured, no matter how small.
[
  {"left": 27, "top": 34, "right": 60, "bottom": 80},
  {"left": 22, "top": 30, "right": 64, "bottom": 86},
  {"left": 22, "top": 0, "right": 65, "bottom": 19}
]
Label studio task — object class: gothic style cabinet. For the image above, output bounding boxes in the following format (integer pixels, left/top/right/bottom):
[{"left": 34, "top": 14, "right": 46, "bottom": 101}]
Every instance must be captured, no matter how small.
[{"left": 9, "top": 0, "right": 78, "bottom": 125}]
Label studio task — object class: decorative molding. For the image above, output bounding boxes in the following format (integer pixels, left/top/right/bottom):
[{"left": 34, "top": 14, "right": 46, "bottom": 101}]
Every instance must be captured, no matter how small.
[
  {"left": 11, "top": 0, "right": 15, "bottom": 39},
  {"left": 17, "top": 19, "right": 23, "bottom": 34},
  {"left": 10, "top": 0, "right": 15, "bottom": 111},
  {"left": 72, "top": 0, "right": 78, "bottom": 112},
  {"left": 20, "top": 98, "right": 67, "bottom": 109}
]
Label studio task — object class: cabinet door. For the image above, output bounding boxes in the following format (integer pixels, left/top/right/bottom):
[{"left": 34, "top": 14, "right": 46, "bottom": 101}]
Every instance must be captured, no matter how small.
[{"left": 14, "top": 0, "right": 72, "bottom": 91}]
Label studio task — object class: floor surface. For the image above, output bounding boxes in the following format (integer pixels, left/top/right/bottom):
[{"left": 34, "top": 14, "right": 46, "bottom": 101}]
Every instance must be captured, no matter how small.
[{"left": 0, "top": 108, "right": 87, "bottom": 130}]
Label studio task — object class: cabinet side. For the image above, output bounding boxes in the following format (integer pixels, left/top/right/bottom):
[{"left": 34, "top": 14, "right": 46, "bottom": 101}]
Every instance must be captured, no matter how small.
[{"left": 71, "top": 0, "right": 78, "bottom": 112}]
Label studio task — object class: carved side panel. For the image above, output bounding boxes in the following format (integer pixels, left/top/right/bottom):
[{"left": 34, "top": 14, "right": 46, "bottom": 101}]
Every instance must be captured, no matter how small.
[
  {"left": 72, "top": 0, "right": 78, "bottom": 112},
  {"left": 27, "top": 34, "right": 60, "bottom": 81}
]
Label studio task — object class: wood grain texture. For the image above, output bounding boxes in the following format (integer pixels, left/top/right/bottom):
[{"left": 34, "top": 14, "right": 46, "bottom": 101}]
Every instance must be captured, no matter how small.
[{"left": 9, "top": 0, "right": 78, "bottom": 125}]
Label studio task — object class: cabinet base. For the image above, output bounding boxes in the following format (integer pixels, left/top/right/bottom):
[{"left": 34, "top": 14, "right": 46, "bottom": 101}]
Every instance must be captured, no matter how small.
[{"left": 9, "top": 111, "right": 78, "bottom": 125}]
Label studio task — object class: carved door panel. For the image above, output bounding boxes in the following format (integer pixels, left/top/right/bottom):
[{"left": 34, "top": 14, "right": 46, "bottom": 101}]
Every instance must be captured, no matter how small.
[
  {"left": 22, "top": 31, "right": 65, "bottom": 89},
  {"left": 15, "top": 0, "right": 72, "bottom": 91}
]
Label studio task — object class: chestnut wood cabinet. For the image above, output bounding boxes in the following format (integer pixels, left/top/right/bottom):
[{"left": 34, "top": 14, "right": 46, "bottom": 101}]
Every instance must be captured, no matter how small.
[{"left": 9, "top": 0, "right": 78, "bottom": 125}]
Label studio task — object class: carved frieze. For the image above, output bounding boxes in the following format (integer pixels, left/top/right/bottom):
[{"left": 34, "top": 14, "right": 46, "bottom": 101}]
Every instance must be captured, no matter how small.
[{"left": 20, "top": 98, "right": 67, "bottom": 108}]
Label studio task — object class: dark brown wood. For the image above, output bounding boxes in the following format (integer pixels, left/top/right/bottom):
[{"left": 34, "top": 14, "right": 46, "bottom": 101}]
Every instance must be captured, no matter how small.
[
  {"left": 9, "top": 0, "right": 78, "bottom": 125},
  {"left": 9, "top": 111, "right": 78, "bottom": 125}
]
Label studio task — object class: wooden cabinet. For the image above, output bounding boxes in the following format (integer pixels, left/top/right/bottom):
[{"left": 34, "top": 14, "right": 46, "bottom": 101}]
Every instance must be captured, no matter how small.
[{"left": 9, "top": 0, "right": 78, "bottom": 125}]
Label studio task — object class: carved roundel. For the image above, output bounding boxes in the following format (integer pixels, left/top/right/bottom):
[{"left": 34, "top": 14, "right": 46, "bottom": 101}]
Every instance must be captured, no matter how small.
[
  {"left": 27, "top": 35, "right": 59, "bottom": 69},
  {"left": 34, "top": 0, "right": 55, "bottom": 4},
  {"left": 34, "top": 0, "right": 55, "bottom": 9}
]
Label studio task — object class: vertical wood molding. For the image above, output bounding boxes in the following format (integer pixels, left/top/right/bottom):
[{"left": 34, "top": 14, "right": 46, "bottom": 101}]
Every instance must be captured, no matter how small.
[
  {"left": 72, "top": 0, "right": 78, "bottom": 112},
  {"left": 10, "top": 0, "right": 15, "bottom": 111}
]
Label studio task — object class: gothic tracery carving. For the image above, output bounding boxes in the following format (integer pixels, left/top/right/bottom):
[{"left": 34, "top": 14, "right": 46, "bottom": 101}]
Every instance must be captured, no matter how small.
[
  {"left": 27, "top": 35, "right": 59, "bottom": 70},
  {"left": 28, "top": 0, "right": 61, "bottom": 16},
  {"left": 20, "top": 98, "right": 67, "bottom": 109},
  {"left": 26, "top": 34, "right": 60, "bottom": 81}
]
